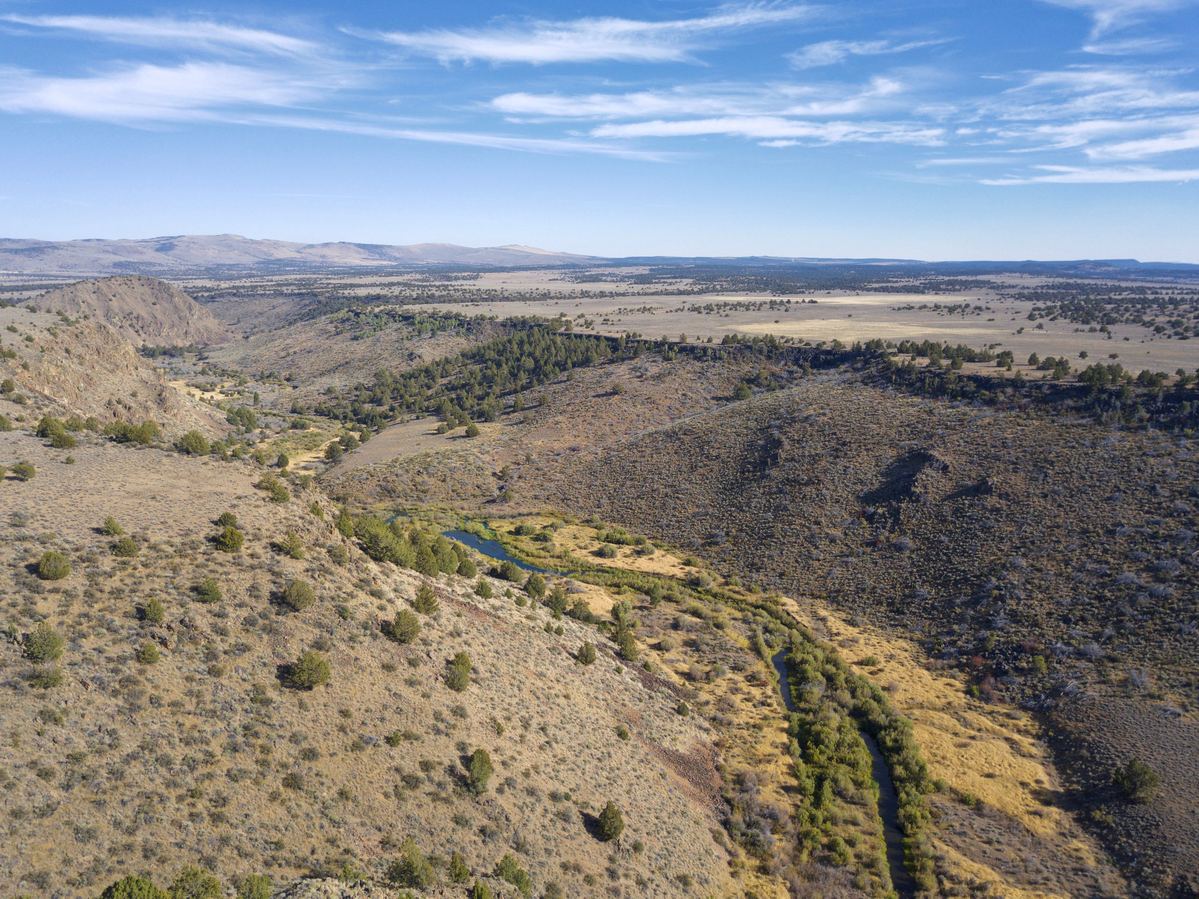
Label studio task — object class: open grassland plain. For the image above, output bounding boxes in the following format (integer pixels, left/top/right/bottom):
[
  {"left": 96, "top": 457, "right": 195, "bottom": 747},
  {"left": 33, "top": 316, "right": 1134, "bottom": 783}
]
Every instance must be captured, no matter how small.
[{"left": 422, "top": 289, "right": 1198, "bottom": 375}]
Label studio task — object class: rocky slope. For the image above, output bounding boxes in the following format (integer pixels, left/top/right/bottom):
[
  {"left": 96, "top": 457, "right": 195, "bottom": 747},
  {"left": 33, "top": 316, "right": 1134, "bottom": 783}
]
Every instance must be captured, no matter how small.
[
  {"left": 30, "top": 275, "right": 227, "bottom": 347},
  {"left": 0, "top": 304, "right": 227, "bottom": 435},
  {"left": 0, "top": 429, "right": 739, "bottom": 898},
  {"left": 511, "top": 368, "right": 1199, "bottom": 896}
]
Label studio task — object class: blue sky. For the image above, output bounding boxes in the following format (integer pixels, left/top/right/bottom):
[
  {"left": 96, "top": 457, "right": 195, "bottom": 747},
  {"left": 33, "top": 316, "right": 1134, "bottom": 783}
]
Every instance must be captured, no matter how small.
[{"left": 1, "top": 1, "right": 1197, "bottom": 260}]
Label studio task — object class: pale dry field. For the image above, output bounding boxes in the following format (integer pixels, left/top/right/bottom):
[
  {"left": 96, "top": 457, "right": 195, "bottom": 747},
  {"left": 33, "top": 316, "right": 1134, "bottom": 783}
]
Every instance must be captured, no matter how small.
[{"left": 424, "top": 291, "right": 1199, "bottom": 374}]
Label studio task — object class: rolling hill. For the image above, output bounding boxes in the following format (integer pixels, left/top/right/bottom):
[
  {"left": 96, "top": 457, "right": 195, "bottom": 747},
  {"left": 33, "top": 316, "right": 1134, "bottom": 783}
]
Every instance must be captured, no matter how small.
[{"left": 0, "top": 235, "right": 595, "bottom": 275}]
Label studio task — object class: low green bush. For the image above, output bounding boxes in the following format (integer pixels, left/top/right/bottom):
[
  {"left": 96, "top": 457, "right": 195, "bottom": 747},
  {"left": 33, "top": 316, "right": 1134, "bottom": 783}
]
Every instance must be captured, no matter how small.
[
  {"left": 597, "top": 801, "right": 624, "bottom": 842},
  {"left": 1114, "top": 758, "right": 1159, "bottom": 802},
  {"left": 494, "top": 855, "right": 531, "bottom": 897},
  {"left": 384, "top": 609, "right": 420, "bottom": 644},
  {"left": 467, "top": 748, "right": 493, "bottom": 794},
  {"left": 24, "top": 621, "right": 64, "bottom": 662},
  {"left": 282, "top": 579, "right": 315, "bottom": 612},
  {"left": 412, "top": 583, "right": 439, "bottom": 615},
  {"left": 175, "top": 430, "right": 210, "bottom": 456},
  {"left": 111, "top": 536, "right": 139, "bottom": 558},
  {"left": 36, "top": 550, "right": 70, "bottom": 580},
  {"left": 276, "top": 532, "right": 305, "bottom": 559},
  {"left": 286, "top": 650, "right": 330, "bottom": 689},
  {"left": 386, "top": 837, "right": 434, "bottom": 888},
  {"left": 141, "top": 597, "right": 165, "bottom": 625},
  {"left": 193, "top": 578, "right": 222, "bottom": 604},
  {"left": 236, "top": 874, "right": 272, "bottom": 899},
  {"left": 255, "top": 474, "right": 290, "bottom": 503},
  {"left": 136, "top": 641, "right": 161, "bottom": 664},
  {"left": 213, "top": 525, "right": 244, "bottom": 553},
  {"left": 169, "top": 866, "right": 222, "bottom": 899},
  {"left": 99, "top": 875, "right": 169, "bottom": 899},
  {"left": 446, "top": 651, "right": 472, "bottom": 691}
]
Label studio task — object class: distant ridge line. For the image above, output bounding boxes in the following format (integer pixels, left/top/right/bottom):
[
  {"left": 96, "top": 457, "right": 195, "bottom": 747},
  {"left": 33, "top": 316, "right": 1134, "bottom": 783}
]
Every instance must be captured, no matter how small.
[{"left": 0, "top": 234, "right": 1196, "bottom": 276}]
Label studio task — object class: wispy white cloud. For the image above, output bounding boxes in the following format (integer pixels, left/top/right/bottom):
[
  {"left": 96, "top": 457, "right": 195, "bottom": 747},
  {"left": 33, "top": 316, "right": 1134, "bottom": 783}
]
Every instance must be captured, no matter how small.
[
  {"left": 1081, "top": 35, "right": 1177, "bottom": 53},
  {"left": 983, "top": 163, "right": 1199, "bottom": 183},
  {"left": 1089, "top": 122, "right": 1199, "bottom": 157},
  {"left": 591, "top": 115, "right": 944, "bottom": 146},
  {"left": 491, "top": 76, "right": 906, "bottom": 120},
  {"left": 0, "top": 62, "right": 326, "bottom": 122},
  {"left": 248, "top": 114, "right": 671, "bottom": 160},
  {"left": 0, "top": 14, "right": 317, "bottom": 56},
  {"left": 918, "top": 156, "right": 1012, "bottom": 166},
  {"left": 1038, "top": 0, "right": 1193, "bottom": 37},
  {"left": 365, "top": 3, "right": 816, "bottom": 64},
  {"left": 787, "top": 37, "right": 947, "bottom": 69}
]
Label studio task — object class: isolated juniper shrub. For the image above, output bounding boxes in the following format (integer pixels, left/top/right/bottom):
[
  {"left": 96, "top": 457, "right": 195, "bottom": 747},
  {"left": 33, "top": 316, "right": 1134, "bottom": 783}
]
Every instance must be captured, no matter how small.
[
  {"left": 99, "top": 874, "right": 169, "bottom": 899},
  {"left": 213, "top": 525, "right": 244, "bottom": 553},
  {"left": 111, "top": 536, "right": 139, "bottom": 558},
  {"left": 27, "top": 665, "right": 63, "bottom": 688},
  {"left": 255, "top": 474, "right": 290, "bottom": 503},
  {"left": 193, "top": 578, "right": 222, "bottom": 604},
  {"left": 524, "top": 572, "right": 546, "bottom": 599},
  {"left": 11, "top": 460, "right": 35, "bottom": 480},
  {"left": 285, "top": 650, "right": 330, "bottom": 689},
  {"left": 169, "top": 865, "right": 222, "bottom": 899},
  {"left": 384, "top": 609, "right": 420, "bottom": 644},
  {"left": 140, "top": 597, "right": 165, "bottom": 625},
  {"left": 235, "top": 874, "right": 272, "bottom": 899},
  {"left": 175, "top": 430, "right": 210, "bottom": 456},
  {"left": 386, "top": 837, "right": 434, "bottom": 888},
  {"left": 494, "top": 855, "right": 532, "bottom": 897},
  {"left": 577, "top": 642, "right": 596, "bottom": 665},
  {"left": 24, "top": 621, "right": 64, "bottom": 662},
  {"left": 446, "top": 651, "right": 473, "bottom": 691},
  {"left": 136, "top": 641, "right": 161, "bottom": 665},
  {"left": 457, "top": 555, "right": 477, "bottom": 578},
  {"left": 448, "top": 851, "right": 470, "bottom": 884},
  {"left": 216, "top": 511, "right": 238, "bottom": 527},
  {"left": 597, "top": 800, "right": 625, "bottom": 842},
  {"left": 100, "top": 516, "right": 124, "bottom": 536},
  {"left": 37, "top": 415, "right": 76, "bottom": 448},
  {"left": 412, "top": 583, "right": 439, "bottom": 615},
  {"left": 470, "top": 882, "right": 493, "bottom": 899},
  {"left": 282, "top": 579, "right": 316, "bottom": 612},
  {"left": 36, "top": 550, "right": 70, "bottom": 580},
  {"left": 474, "top": 579, "right": 493, "bottom": 598},
  {"left": 1113, "top": 757, "right": 1160, "bottom": 802},
  {"left": 467, "top": 747, "right": 493, "bottom": 794},
  {"left": 494, "top": 560, "right": 523, "bottom": 583},
  {"left": 276, "top": 531, "right": 305, "bottom": 559}
]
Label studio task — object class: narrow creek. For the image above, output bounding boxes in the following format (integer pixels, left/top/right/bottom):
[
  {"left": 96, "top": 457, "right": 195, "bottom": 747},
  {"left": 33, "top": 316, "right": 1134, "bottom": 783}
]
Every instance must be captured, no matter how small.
[
  {"left": 446, "top": 530, "right": 915, "bottom": 895},
  {"left": 772, "top": 650, "right": 915, "bottom": 898}
]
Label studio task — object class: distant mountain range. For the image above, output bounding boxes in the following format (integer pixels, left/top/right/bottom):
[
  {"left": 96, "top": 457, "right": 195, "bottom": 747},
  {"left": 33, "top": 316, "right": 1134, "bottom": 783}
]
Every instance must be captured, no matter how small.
[
  {"left": 1, "top": 234, "right": 1196, "bottom": 276},
  {"left": 0, "top": 234, "right": 593, "bottom": 274}
]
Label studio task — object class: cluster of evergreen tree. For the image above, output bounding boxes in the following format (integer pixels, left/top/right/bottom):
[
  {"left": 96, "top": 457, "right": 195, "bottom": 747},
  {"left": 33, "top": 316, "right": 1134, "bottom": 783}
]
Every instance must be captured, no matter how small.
[
  {"left": 351, "top": 514, "right": 475, "bottom": 577},
  {"left": 316, "top": 323, "right": 645, "bottom": 426},
  {"left": 879, "top": 355, "right": 1199, "bottom": 431}
]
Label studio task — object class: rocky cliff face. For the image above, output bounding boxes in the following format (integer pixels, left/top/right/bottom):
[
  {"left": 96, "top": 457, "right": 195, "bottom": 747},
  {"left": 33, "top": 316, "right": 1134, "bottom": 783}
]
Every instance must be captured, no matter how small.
[{"left": 0, "top": 304, "right": 227, "bottom": 434}]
